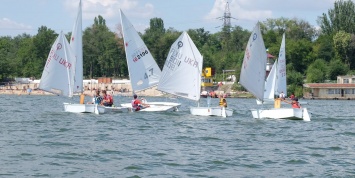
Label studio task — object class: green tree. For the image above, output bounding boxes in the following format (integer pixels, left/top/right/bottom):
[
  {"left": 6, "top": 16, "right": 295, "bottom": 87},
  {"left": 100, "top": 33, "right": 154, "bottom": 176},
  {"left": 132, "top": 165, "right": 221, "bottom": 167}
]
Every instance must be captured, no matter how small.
[
  {"left": 13, "top": 34, "right": 36, "bottom": 77},
  {"left": 262, "top": 18, "right": 316, "bottom": 41},
  {"left": 287, "top": 38, "right": 313, "bottom": 73},
  {"left": 158, "top": 28, "right": 181, "bottom": 67},
  {"left": 306, "top": 59, "right": 328, "bottom": 82},
  {"left": 187, "top": 28, "right": 209, "bottom": 50},
  {"left": 83, "top": 15, "right": 122, "bottom": 78},
  {"left": 333, "top": 31, "right": 352, "bottom": 67},
  {"left": 0, "top": 36, "right": 13, "bottom": 80},
  {"left": 318, "top": 0, "right": 355, "bottom": 35},
  {"left": 32, "top": 26, "right": 57, "bottom": 78},
  {"left": 328, "top": 59, "right": 349, "bottom": 79},
  {"left": 313, "top": 34, "right": 334, "bottom": 62},
  {"left": 143, "top": 18, "right": 166, "bottom": 69},
  {"left": 287, "top": 69, "right": 304, "bottom": 86}
]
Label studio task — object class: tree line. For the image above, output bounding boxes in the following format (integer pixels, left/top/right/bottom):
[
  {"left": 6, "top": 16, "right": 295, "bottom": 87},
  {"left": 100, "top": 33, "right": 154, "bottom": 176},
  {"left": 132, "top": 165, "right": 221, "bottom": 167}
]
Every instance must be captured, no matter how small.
[{"left": 1, "top": 0, "right": 355, "bottom": 96}]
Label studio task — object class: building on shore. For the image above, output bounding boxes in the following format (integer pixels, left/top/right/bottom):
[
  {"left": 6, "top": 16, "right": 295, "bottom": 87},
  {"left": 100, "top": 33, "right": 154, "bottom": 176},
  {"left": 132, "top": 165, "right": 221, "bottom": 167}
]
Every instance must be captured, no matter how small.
[{"left": 303, "top": 75, "right": 355, "bottom": 100}]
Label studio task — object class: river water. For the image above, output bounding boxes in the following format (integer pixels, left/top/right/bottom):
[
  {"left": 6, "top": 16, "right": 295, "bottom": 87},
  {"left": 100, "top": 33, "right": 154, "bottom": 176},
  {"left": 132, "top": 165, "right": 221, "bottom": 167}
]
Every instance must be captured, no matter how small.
[{"left": 0, "top": 95, "right": 354, "bottom": 177}]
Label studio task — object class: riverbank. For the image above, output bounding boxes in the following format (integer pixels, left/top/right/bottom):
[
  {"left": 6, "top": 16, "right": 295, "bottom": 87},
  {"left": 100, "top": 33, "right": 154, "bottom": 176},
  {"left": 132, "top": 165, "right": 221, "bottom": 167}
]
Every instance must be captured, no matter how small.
[
  {"left": 0, "top": 82, "right": 253, "bottom": 98},
  {"left": 0, "top": 85, "right": 163, "bottom": 97}
]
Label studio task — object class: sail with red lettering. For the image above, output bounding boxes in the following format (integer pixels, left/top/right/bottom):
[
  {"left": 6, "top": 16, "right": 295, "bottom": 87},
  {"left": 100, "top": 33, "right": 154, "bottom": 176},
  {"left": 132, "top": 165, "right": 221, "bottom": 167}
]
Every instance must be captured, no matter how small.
[
  {"left": 239, "top": 22, "right": 267, "bottom": 101},
  {"left": 157, "top": 31, "right": 203, "bottom": 101},
  {"left": 70, "top": 0, "right": 83, "bottom": 94},
  {"left": 120, "top": 9, "right": 162, "bottom": 92},
  {"left": 39, "top": 32, "right": 76, "bottom": 97}
]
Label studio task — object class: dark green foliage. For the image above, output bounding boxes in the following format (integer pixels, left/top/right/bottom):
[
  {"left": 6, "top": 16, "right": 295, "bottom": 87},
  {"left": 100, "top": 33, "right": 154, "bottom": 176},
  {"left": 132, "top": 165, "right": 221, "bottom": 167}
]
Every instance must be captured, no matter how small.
[
  {"left": 287, "top": 70, "right": 304, "bottom": 86},
  {"left": 306, "top": 59, "right": 328, "bottom": 83},
  {"left": 328, "top": 60, "right": 349, "bottom": 79}
]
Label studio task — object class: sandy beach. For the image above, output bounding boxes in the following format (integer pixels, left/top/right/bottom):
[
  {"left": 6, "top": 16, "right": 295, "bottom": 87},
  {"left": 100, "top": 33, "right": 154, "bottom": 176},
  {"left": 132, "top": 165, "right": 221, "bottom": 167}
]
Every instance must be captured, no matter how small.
[{"left": 0, "top": 83, "right": 164, "bottom": 97}]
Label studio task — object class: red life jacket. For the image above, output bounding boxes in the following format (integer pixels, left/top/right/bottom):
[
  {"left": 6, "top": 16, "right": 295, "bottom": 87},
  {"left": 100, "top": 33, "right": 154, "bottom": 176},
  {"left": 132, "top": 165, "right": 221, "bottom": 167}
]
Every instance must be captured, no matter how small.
[
  {"left": 131, "top": 99, "right": 141, "bottom": 111},
  {"left": 104, "top": 95, "right": 113, "bottom": 104},
  {"left": 292, "top": 102, "right": 300, "bottom": 108}
]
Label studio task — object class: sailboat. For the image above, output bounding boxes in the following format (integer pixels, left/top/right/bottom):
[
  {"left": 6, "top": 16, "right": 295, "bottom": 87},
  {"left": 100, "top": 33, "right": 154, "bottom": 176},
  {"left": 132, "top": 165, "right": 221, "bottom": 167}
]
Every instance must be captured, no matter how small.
[
  {"left": 256, "top": 34, "right": 307, "bottom": 105},
  {"left": 239, "top": 23, "right": 310, "bottom": 121},
  {"left": 38, "top": 30, "right": 103, "bottom": 114},
  {"left": 38, "top": 0, "right": 104, "bottom": 114},
  {"left": 256, "top": 33, "right": 287, "bottom": 105},
  {"left": 119, "top": 9, "right": 181, "bottom": 111},
  {"left": 157, "top": 31, "right": 233, "bottom": 117}
]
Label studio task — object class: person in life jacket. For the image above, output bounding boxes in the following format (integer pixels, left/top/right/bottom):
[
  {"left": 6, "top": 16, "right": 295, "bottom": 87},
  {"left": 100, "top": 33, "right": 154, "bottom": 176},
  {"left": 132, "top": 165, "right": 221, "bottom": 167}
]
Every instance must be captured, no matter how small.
[
  {"left": 219, "top": 94, "right": 227, "bottom": 107},
  {"left": 283, "top": 97, "right": 301, "bottom": 108},
  {"left": 289, "top": 93, "right": 295, "bottom": 100},
  {"left": 279, "top": 91, "right": 286, "bottom": 100},
  {"left": 86, "top": 90, "right": 103, "bottom": 104},
  {"left": 131, "top": 94, "right": 150, "bottom": 111},
  {"left": 101, "top": 90, "right": 113, "bottom": 107}
]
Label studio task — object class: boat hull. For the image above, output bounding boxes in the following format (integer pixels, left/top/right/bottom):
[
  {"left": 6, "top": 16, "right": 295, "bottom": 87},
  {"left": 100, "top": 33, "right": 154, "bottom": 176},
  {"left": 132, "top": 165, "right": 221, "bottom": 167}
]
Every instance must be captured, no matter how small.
[
  {"left": 63, "top": 103, "right": 106, "bottom": 114},
  {"left": 120, "top": 102, "right": 181, "bottom": 112},
  {"left": 190, "top": 107, "right": 233, "bottom": 117},
  {"left": 251, "top": 108, "right": 311, "bottom": 121},
  {"left": 104, "top": 107, "right": 130, "bottom": 113}
]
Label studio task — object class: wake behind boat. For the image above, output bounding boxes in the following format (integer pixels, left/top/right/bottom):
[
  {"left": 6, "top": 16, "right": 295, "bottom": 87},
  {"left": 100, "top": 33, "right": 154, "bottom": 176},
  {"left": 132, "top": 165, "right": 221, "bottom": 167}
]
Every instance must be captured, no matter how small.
[{"left": 119, "top": 9, "right": 180, "bottom": 112}]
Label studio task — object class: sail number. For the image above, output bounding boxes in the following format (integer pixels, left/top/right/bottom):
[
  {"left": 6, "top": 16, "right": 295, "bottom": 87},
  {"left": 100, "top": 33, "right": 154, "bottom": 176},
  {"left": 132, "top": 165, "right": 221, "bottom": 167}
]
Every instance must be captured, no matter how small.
[
  {"left": 144, "top": 68, "right": 154, "bottom": 79},
  {"left": 133, "top": 50, "right": 149, "bottom": 62}
]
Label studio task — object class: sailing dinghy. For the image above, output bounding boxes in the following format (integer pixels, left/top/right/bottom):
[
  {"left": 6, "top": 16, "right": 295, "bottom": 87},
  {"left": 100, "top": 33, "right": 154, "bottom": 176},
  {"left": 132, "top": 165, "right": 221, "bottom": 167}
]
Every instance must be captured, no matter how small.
[
  {"left": 62, "top": 0, "right": 105, "bottom": 114},
  {"left": 119, "top": 9, "right": 181, "bottom": 112},
  {"left": 256, "top": 33, "right": 307, "bottom": 105},
  {"left": 256, "top": 33, "right": 287, "bottom": 105},
  {"left": 239, "top": 23, "right": 310, "bottom": 121},
  {"left": 38, "top": 31, "right": 105, "bottom": 114},
  {"left": 157, "top": 31, "right": 232, "bottom": 117},
  {"left": 64, "top": 0, "right": 128, "bottom": 114}
]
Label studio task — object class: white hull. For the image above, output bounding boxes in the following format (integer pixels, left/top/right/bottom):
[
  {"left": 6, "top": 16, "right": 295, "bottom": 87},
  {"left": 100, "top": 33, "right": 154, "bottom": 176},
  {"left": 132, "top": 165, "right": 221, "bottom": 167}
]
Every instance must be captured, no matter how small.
[
  {"left": 105, "top": 107, "right": 130, "bottom": 113},
  {"left": 251, "top": 108, "right": 311, "bottom": 121},
  {"left": 256, "top": 99, "right": 308, "bottom": 105},
  {"left": 63, "top": 103, "right": 106, "bottom": 114},
  {"left": 190, "top": 107, "right": 233, "bottom": 117},
  {"left": 120, "top": 102, "right": 181, "bottom": 112}
]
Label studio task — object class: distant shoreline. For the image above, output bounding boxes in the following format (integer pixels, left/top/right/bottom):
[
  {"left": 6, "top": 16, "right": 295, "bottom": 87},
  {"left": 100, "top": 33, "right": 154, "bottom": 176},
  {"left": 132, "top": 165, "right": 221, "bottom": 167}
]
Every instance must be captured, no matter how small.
[{"left": 0, "top": 88, "right": 165, "bottom": 97}]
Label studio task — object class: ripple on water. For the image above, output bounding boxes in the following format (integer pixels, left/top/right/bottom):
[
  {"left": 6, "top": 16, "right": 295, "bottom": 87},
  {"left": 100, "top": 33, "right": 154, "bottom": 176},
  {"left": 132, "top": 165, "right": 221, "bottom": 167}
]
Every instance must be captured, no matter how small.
[{"left": 0, "top": 96, "right": 355, "bottom": 177}]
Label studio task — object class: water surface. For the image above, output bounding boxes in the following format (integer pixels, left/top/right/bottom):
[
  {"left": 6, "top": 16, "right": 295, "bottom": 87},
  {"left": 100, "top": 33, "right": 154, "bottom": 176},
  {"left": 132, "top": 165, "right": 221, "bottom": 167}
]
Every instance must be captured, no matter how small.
[{"left": 0, "top": 95, "right": 354, "bottom": 177}]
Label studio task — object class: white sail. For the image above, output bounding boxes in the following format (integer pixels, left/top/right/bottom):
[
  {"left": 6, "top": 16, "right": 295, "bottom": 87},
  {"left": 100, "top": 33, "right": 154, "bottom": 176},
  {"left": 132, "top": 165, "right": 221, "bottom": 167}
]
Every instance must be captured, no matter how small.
[
  {"left": 239, "top": 22, "right": 267, "bottom": 101},
  {"left": 119, "top": 9, "right": 162, "bottom": 92},
  {"left": 70, "top": 0, "right": 83, "bottom": 94},
  {"left": 39, "top": 32, "right": 76, "bottom": 97},
  {"left": 264, "top": 59, "right": 277, "bottom": 100},
  {"left": 275, "top": 33, "right": 287, "bottom": 96},
  {"left": 157, "top": 31, "right": 203, "bottom": 101}
]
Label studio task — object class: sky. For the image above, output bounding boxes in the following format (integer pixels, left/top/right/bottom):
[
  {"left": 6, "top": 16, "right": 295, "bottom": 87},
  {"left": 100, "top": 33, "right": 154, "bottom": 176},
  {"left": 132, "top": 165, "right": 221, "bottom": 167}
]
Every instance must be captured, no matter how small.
[{"left": 0, "top": 0, "right": 341, "bottom": 37}]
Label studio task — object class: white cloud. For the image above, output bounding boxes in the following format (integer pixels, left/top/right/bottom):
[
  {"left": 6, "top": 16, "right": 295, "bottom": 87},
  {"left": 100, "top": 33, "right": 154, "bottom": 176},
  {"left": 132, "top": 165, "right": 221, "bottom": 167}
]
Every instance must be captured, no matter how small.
[
  {"left": 64, "top": 0, "right": 154, "bottom": 20},
  {"left": 0, "top": 18, "right": 33, "bottom": 36},
  {"left": 0, "top": 18, "right": 32, "bottom": 31},
  {"left": 205, "top": 0, "right": 339, "bottom": 31},
  {"left": 206, "top": 0, "right": 272, "bottom": 23}
]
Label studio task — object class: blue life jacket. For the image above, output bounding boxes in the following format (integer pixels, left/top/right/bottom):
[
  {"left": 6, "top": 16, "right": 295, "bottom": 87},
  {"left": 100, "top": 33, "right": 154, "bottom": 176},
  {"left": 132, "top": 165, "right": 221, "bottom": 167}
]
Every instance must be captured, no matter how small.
[{"left": 95, "top": 96, "right": 103, "bottom": 104}]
